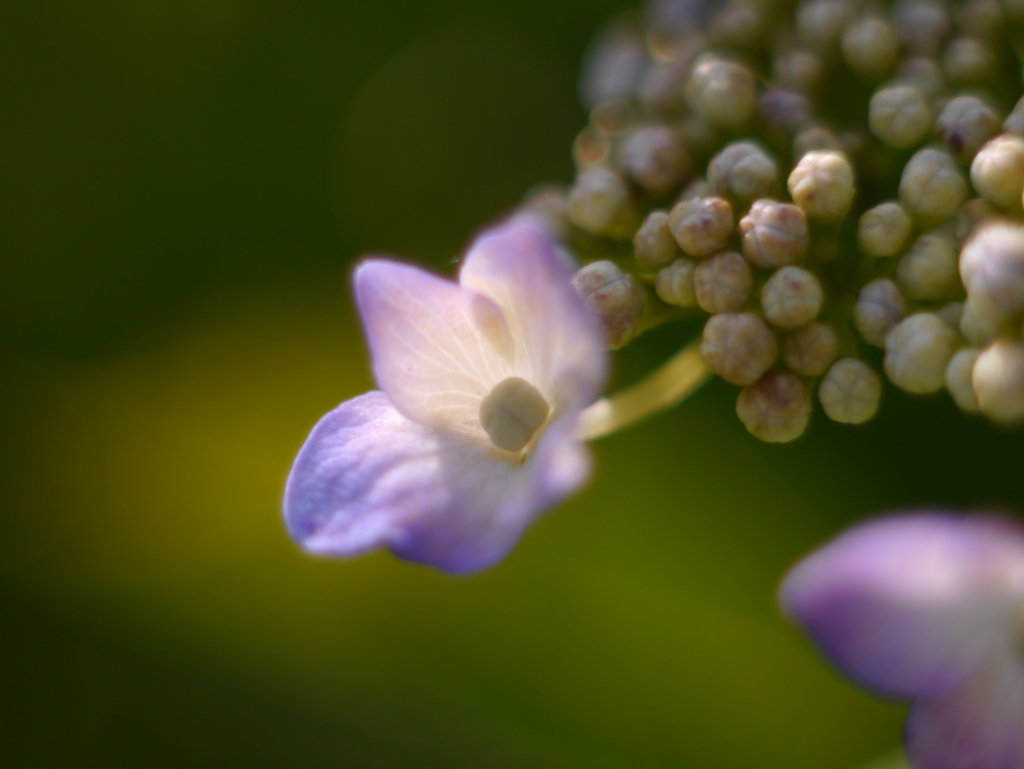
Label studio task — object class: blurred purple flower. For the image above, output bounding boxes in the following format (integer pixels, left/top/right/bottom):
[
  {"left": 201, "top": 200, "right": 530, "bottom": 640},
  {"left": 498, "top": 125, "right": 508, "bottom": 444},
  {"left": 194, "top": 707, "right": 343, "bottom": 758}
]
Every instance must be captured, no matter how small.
[
  {"left": 780, "top": 513, "right": 1024, "bottom": 769},
  {"left": 284, "top": 216, "right": 607, "bottom": 573}
]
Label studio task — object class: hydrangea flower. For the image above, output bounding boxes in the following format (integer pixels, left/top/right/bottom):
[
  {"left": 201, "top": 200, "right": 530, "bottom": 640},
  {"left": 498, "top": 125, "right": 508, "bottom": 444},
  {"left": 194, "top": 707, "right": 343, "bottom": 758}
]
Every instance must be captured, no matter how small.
[
  {"left": 284, "top": 217, "right": 607, "bottom": 573},
  {"left": 780, "top": 512, "right": 1024, "bottom": 769}
]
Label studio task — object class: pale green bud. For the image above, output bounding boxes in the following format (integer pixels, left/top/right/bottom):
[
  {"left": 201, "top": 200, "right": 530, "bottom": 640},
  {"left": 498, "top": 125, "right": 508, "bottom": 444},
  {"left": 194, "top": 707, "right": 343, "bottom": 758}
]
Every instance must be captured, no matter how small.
[
  {"left": 842, "top": 16, "right": 900, "bottom": 81},
  {"left": 739, "top": 199, "right": 809, "bottom": 268},
  {"left": 701, "top": 311, "right": 779, "bottom": 385},
  {"left": 899, "top": 148, "right": 969, "bottom": 225},
  {"left": 896, "top": 233, "right": 959, "bottom": 300},
  {"left": 686, "top": 54, "right": 757, "bottom": 131},
  {"left": 695, "top": 251, "right": 754, "bottom": 313},
  {"left": 943, "top": 37, "right": 997, "bottom": 87},
  {"left": 635, "top": 210, "right": 683, "bottom": 269},
  {"left": 655, "top": 258, "right": 698, "bottom": 307},
  {"left": 869, "top": 86, "right": 932, "bottom": 149},
  {"left": 620, "top": 125, "right": 690, "bottom": 198},
  {"left": 708, "top": 142, "right": 780, "bottom": 202},
  {"left": 819, "top": 358, "right": 882, "bottom": 424},
  {"left": 894, "top": 1, "right": 952, "bottom": 58},
  {"left": 669, "top": 196, "right": 735, "bottom": 257},
  {"left": 945, "top": 347, "right": 981, "bottom": 412},
  {"left": 796, "top": 0, "right": 856, "bottom": 57},
  {"left": 736, "top": 370, "right": 812, "bottom": 442},
  {"left": 857, "top": 201, "right": 913, "bottom": 257},
  {"left": 854, "top": 278, "right": 908, "bottom": 346},
  {"left": 781, "top": 321, "right": 839, "bottom": 375},
  {"left": 884, "top": 312, "right": 958, "bottom": 393},
  {"left": 772, "top": 48, "right": 824, "bottom": 95},
  {"left": 567, "top": 167, "right": 641, "bottom": 239},
  {"left": 572, "top": 260, "right": 645, "bottom": 349},
  {"left": 761, "top": 266, "right": 824, "bottom": 329},
  {"left": 793, "top": 125, "right": 844, "bottom": 159}
]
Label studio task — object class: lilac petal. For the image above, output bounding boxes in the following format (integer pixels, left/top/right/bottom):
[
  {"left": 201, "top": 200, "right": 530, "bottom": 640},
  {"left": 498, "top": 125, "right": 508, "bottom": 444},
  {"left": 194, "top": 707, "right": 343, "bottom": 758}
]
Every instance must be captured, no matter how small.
[
  {"left": 459, "top": 216, "right": 606, "bottom": 411},
  {"left": 355, "top": 260, "right": 515, "bottom": 433},
  {"left": 905, "top": 644, "right": 1024, "bottom": 769},
  {"left": 780, "top": 513, "right": 1024, "bottom": 698},
  {"left": 284, "top": 391, "right": 591, "bottom": 573}
]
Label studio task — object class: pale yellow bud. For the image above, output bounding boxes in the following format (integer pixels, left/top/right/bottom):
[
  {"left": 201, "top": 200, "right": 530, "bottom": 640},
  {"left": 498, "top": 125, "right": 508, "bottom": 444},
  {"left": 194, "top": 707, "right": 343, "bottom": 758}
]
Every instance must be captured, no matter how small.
[
  {"left": 707, "top": 142, "right": 780, "bottom": 202},
  {"left": 959, "top": 296, "right": 1005, "bottom": 346},
  {"left": 567, "top": 167, "right": 641, "bottom": 239},
  {"left": 796, "top": 0, "right": 856, "bottom": 56},
  {"left": 819, "top": 358, "right": 882, "bottom": 424},
  {"left": 788, "top": 150, "right": 856, "bottom": 221},
  {"left": 869, "top": 86, "right": 932, "bottom": 149},
  {"left": 739, "top": 199, "right": 809, "bottom": 268},
  {"left": 972, "top": 340, "right": 1024, "bottom": 423},
  {"left": 686, "top": 55, "right": 757, "bottom": 131},
  {"left": 572, "top": 260, "right": 645, "bottom": 349},
  {"left": 793, "top": 125, "right": 844, "bottom": 159},
  {"left": 970, "top": 134, "right": 1024, "bottom": 212},
  {"left": 943, "top": 37, "right": 997, "bottom": 87}
]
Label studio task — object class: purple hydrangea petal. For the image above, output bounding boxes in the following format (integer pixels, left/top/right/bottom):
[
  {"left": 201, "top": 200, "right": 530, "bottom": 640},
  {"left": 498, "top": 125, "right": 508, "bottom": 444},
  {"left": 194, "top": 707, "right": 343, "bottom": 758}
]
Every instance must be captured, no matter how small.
[
  {"left": 459, "top": 215, "right": 607, "bottom": 411},
  {"left": 355, "top": 260, "right": 516, "bottom": 432},
  {"left": 780, "top": 513, "right": 1024, "bottom": 698},
  {"left": 905, "top": 643, "right": 1024, "bottom": 769},
  {"left": 284, "top": 391, "right": 593, "bottom": 574}
]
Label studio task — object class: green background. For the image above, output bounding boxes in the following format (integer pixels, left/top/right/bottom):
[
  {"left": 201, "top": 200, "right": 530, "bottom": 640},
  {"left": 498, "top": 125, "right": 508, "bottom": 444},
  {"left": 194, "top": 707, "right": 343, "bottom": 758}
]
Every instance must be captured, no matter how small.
[{"left": 1, "top": 1, "right": 1021, "bottom": 767}]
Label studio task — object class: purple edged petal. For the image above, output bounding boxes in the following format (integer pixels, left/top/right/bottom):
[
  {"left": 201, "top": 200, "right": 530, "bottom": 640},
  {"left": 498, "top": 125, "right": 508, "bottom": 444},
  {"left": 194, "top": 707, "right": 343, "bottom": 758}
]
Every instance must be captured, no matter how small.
[
  {"left": 355, "top": 260, "right": 515, "bottom": 432},
  {"left": 284, "top": 391, "right": 592, "bottom": 573},
  {"left": 905, "top": 643, "right": 1024, "bottom": 769},
  {"left": 458, "top": 215, "right": 606, "bottom": 411},
  {"left": 780, "top": 513, "right": 1024, "bottom": 698}
]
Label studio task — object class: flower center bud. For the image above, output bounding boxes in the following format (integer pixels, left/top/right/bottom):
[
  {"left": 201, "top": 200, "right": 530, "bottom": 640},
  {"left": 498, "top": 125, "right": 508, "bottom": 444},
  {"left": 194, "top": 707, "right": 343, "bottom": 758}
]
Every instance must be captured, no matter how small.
[{"left": 479, "top": 377, "right": 550, "bottom": 453}]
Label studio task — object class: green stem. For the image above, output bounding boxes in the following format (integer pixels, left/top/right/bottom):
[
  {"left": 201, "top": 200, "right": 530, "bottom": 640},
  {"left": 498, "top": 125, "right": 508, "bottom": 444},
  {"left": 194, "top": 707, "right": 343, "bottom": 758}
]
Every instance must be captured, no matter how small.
[{"left": 576, "top": 338, "right": 711, "bottom": 441}]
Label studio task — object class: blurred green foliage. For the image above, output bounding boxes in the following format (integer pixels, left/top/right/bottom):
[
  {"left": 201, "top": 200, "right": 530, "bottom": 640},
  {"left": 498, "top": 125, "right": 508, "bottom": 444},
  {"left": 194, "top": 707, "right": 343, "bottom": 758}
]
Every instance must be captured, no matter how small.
[{"left": 1, "top": 1, "right": 1022, "bottom": 767}]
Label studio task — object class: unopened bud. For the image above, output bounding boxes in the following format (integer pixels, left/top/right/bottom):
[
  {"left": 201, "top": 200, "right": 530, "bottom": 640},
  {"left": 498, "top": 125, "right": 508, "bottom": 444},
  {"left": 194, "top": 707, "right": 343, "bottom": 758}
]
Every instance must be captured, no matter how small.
[
  {"left": 935, "top": 96, "right": 1001, "bottom": 163},
  {"left": 686, "top": 55, "right": 757, "bottom": 131},
  {"left": 935, "top": 301, "right": 964, "bottom": 330},
  {"left": 796, "top": 0, "right": 856, "bottom": 56},
  {"left": 634, "top": 210, "right": 682, "bottom": 269},
  {"left": 1003, "top": 95, "right": 1024, "bottom": 136},
  {"left": 842, "top": 16, "right": 900, "bottom": 81},
  {"left": 854, "top": 278, "right": 908, "bottom": 346},
  {"left": 668, "top": 196, "right": 735, "bottom": 257},
  {"left": 739, "top": 199, "right": 809, "bottom": 268},
  {"left": 655, "top": 258, "right": 698, "bottom": 307},
  {"left": 819, "top": 358, "right": 882, "bottom": 424},
  {"left": 620, "top": 125, "right": 689, "bottom": 198},
  {"left": 581, "top": 25, "right": 648, "bottom": 109},
  {"left": 788, "top": 150, "right": 856, "bottom": 221},
  {"left": 959, "top": 222, "right": 1024, "bottom": 317},
  {"left": 772, "top": 48, "right": 824, "bottom": 95},
  {"left": 695, "top": 251, "right": 754, "bottom": 313},
  {"left": 970, "top": 134, "right": 1024, "bottom": 212},
  {"left": 868, "top": 86, "right": 932, "bottom": 150},
  {"left": 708, "top": 142, "right": 780, "bottom": 202},
  {"left": 893, "top": 0, "right": 952, "bottom": 58},
  {"left": 943, "top": 37, "right": 997, "bottom": 87},
  {"left": 972, "top": 340, "right": 1024, "bottom": 423},
  {"left": 945, "top": 347, "right": 981, "bottom": 412},
  {"left": 896, "top": 233, "right": 959, "bottom": 300},
  {"left": 899, "top": 148, "right": 969, "bottom": 225},
  {"left": 959, "top": 296, "right": 1005, "bottom": 346},
  {"left": 781, "top": 321, "right": 839, "bottom": 375},
  {"left": 954, "top": 198, "right": 1001, "bottom": 243},
  {"left": 957, "top": 0, "right": 1004, "bottom": 39},
  {"left": 793, "top": 125, "right": 843, "bottom": 158},
  {"left": 736, "top": 370, "right": 812, "bottom": 442},
  {"left": 759, "top": 89, "right": 815, "bottom": 137},
  {"left": 895, "top": 58, "right": 945, "bottom": 102},
  {"left": 709, "top": 2, "right": 764, "bottom": 50},
  {"left": 701, "top": 312, "right": 779, "bottom": 385},
  {"left": 567, "top": 167, "right": 640, "bottom": 239},
  {"left": 640, "top": 60, "right": 690, "bottom": 118},
  {"left": 857, "top": 201, "right": 913, "bottom": 257},
  {"left": 761, "top": 266, "right": 824, "bottom": 329},
  {"left": 572, "top": 260, "right": 645, "bottom": 349},
  {"left": 884, "top": 312, "right": 957, "bottom": 393}
]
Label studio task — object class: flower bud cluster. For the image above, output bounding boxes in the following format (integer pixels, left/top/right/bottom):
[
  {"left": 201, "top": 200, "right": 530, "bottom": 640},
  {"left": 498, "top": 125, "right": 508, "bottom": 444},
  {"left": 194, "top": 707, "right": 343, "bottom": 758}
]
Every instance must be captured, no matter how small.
[{"left": 521, "top": 0, "right": 1024, "bottom": 440}]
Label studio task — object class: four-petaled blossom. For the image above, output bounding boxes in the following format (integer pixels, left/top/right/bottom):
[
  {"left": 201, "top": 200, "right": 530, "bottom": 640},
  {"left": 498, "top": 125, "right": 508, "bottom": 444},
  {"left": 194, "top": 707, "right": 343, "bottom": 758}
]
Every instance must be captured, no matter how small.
[
  {"left": 284, "top": 216, "right": 607, "bottom": 573},
  {"left": 780, "top": 512, "right": 1024, "bottom": 769}
]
